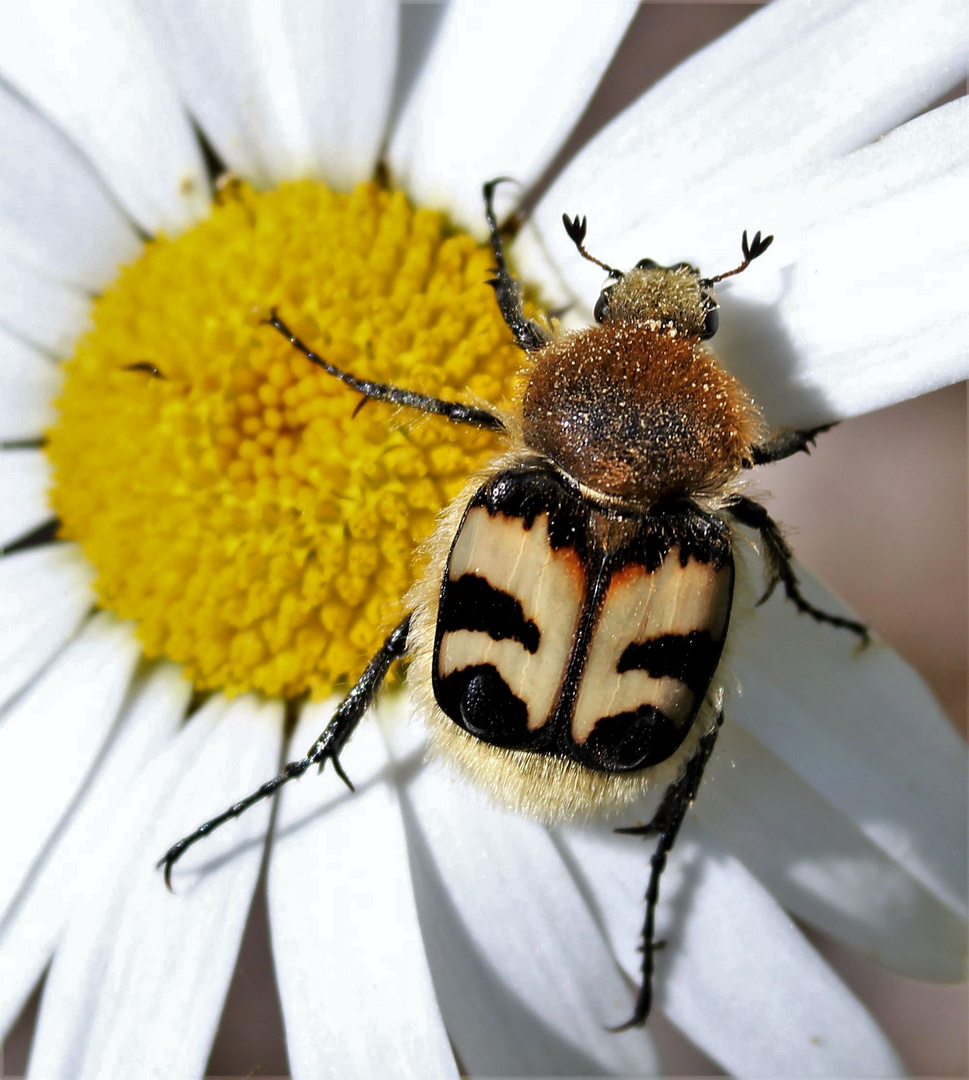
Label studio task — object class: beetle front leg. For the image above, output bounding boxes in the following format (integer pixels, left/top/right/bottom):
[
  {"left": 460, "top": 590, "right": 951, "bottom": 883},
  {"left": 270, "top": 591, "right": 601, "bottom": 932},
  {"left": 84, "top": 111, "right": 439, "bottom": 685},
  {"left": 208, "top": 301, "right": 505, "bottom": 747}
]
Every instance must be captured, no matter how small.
[{"left": 482, "top": 179, "right": 549, "bottom": 353}]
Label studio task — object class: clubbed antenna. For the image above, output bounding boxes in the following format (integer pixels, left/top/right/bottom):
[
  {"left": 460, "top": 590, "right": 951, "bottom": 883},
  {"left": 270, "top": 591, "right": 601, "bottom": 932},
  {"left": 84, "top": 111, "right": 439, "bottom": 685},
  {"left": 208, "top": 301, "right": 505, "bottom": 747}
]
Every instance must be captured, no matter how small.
[
  {"left": 702, "top": 230, "right": 774, "bottom": 286},
  {"left": 562, "top": 214, "right": 622, "bottom": 278}
]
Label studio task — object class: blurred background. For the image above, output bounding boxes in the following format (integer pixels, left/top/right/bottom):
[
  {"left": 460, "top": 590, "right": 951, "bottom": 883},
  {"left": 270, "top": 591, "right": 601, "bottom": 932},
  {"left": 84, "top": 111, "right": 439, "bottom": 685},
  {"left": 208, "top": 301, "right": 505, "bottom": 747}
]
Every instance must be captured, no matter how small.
[{"left": 5, "top": 4, "right": 965, "bottom": 1077}]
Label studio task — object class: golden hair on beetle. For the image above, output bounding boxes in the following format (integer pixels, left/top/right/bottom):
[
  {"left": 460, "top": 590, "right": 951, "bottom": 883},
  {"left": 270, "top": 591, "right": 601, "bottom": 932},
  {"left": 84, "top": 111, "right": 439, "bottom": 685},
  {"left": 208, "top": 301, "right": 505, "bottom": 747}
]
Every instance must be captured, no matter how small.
[{"left": 406, "top": 446, "right": 725, "bottom": 822}]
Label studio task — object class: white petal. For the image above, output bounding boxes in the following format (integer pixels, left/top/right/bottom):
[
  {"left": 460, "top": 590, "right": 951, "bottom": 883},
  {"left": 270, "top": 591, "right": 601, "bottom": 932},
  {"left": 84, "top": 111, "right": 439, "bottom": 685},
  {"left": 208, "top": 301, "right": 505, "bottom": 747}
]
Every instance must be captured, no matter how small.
[
  {"left": 710, "top": 100, "right": 969, "bottom": 425},
  {"left": 0, "top": 251, "right": 90, "bottom": 357},
  {"left": 386, "top": 4, "right": 447, "bottom": 138},
  {"left": 561, "top": 821, "right": 905, "bottom": 1078},
  {"left": 391, "top": 719, "right": 660, "bottom": 1078},
  {"left": 529, "top": 0, "right": 968, "bottom": 277},
  {"left": 0, "top": 612, "right": 140, "bottom": 924},
  {"left": 0, "top": 331, "right": 60, "bottom": 441},
  {"left": 0, "top": 0, "right": 209, "bottom": 235},
  {"left": 268, "top": 697, "right": 456, "bottom": 1080},
  {"left": 25, "top": 692, "right": 226, "bottom": 1074},
  {"left": 281, "top": 0, "right": 398, "bottom": 189},
  {"left": 696, "top": 720, "right": 967, "bottom": 980},
  {"left": 132, "top": 0, "right": 278, "bottom": 188},
  {"left": 0, "top": 448, "right": 52, "bottom": 549},
  {"left": 0, "top": 87, "right": 142, "bottom": 291},
  {"left": 139, "top": 0, "right": 397, "bottom": 190},
  {"left": 731, "top": 559, "right": 968, "bottom": 920},
  {"left": 0, "top": 662, "right": 189, "bottom": 1037},
  {"left": 0, "top": 544, "right": 93, "bottom": 711},
  {"left": 27, "top": 693, "right": 281, "bottom": 1080},
  {"left": 387, "top": 0, "right": 639, "bottom": 230}
]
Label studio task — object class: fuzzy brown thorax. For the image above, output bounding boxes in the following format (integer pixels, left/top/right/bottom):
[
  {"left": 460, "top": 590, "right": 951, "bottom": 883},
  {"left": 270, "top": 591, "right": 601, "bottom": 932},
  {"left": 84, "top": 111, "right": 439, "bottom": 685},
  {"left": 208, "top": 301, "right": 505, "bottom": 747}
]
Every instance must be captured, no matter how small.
[{"left": 521, "top": 320, "right": 763, "bottom": 506}]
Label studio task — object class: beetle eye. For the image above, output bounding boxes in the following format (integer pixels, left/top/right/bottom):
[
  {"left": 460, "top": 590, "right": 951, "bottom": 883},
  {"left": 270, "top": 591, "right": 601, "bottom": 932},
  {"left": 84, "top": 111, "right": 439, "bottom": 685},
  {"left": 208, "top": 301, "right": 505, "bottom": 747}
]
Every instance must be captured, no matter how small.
[
  {"left": 700, "top": 305, "right": 720, "bottom": 340},
  {"left": 635, "top": 258, "right": 659, "bottom": 270},
  {"left": 594, "top": 290, "right": 611, "bottom": 322}
]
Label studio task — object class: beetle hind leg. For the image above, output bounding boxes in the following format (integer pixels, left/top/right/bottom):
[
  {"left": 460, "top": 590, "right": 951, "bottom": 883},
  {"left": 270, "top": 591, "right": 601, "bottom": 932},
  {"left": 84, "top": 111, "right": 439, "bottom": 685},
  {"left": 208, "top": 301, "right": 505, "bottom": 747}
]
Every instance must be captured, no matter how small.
[
  {"left": 612, "top": 713, "right": 724, "bottom": 1029},
  {"left": 157, "top": 615, "right": 412, "bottom": 889}
]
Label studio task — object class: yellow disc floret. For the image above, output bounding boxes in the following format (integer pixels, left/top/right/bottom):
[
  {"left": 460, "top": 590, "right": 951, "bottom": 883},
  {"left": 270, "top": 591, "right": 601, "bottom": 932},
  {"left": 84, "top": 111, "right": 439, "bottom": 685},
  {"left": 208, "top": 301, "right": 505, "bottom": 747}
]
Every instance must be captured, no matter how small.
[{"left": 46, "top": 180, "right": 523, "bottom": 699}]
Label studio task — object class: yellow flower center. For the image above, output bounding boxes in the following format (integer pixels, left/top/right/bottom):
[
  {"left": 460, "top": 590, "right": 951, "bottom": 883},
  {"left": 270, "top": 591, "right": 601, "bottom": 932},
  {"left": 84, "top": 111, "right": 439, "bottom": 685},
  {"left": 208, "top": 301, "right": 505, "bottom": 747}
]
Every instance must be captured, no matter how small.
[{"left": 46, "top": 180, "right": 523, "bottom": 699}]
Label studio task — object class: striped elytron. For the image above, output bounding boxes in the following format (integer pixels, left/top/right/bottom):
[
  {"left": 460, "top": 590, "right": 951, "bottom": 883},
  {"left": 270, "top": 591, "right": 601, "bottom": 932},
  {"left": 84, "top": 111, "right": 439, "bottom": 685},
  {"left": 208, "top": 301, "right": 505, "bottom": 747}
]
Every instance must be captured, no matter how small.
[{"left": 160, "top": 180, "right": 867, "bottom": 1027}]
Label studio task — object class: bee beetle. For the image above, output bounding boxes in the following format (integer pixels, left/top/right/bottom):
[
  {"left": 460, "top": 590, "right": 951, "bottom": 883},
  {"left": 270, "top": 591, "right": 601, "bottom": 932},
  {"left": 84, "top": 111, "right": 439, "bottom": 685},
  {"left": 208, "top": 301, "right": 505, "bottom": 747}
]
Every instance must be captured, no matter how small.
[{"left": 160, "top": 179, "right": 868, "bottom": 1026}]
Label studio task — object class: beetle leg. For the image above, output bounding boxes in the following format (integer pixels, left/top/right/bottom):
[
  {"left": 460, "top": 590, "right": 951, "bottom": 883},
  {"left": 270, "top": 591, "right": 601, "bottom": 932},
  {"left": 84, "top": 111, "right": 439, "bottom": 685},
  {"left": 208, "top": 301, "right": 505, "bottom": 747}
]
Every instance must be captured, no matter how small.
[
  {"left": 482, "top": 178, "right": 550, "bottom": 353},
  {"left": 612, "top": 712, "right": 724, "bottom": 1028},
  {"left": 157, "top": 615, "right": 412, "bottom": 889},
  {"left": 745, "top": 424, "right": 833, "bottom": 467},
  {"left": 268, "top": 313, "right": 504, "bottom": 432},
  {"left": 728, "top": 496, "right": 869, "bottom": 642}
]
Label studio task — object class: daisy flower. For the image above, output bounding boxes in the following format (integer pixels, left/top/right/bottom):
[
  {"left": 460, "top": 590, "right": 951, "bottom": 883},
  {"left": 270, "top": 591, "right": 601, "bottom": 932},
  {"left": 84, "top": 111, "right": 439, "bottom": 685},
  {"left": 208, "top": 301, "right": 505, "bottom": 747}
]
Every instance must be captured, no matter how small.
[{"left": 1, "top": 1, "right": 967, "bottom": 1077}]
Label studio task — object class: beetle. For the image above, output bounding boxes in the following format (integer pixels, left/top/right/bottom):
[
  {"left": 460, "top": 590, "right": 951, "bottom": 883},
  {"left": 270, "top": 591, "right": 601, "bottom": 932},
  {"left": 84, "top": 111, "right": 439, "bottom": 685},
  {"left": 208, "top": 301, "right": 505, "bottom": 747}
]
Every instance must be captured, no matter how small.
[{"left": 159, "top": 179, "right": 867, "bottom": 1026}]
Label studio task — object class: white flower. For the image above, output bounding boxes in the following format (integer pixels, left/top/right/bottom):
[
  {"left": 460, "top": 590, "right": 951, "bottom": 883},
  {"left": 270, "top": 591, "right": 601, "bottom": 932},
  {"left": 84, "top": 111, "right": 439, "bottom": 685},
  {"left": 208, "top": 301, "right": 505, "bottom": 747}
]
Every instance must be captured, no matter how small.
[{"left": 1, "top": 1, "right": 967, "bottom": 1077}]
